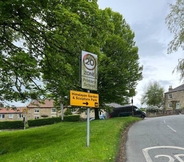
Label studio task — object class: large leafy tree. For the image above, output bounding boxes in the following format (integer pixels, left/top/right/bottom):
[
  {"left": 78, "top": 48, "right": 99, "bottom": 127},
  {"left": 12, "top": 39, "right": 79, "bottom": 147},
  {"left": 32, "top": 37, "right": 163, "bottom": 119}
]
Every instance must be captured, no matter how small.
[
  {"left": 166, "top": 0, "right": 184, "bottom": 80},
  {"left": 98, "top": 9, "right": 142, "bottom": 106},
  {"left": 41, "top": 0, "right": 112, "bottom": 104},
  {"left": 141, "top": 81, "right": 164, "bottom": 107},
  {"left": 0, "top": 0, "right": 143, "bottom": 114},
  {"left": 0, "top": 0, "right": 104, "bottom": 102}
]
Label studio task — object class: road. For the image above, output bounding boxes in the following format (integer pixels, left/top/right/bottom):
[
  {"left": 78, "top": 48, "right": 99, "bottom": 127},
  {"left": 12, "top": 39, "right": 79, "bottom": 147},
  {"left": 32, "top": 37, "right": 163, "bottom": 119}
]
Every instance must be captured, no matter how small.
[{"left": 126, "top": 115, "right": 184, "bottom": 162}]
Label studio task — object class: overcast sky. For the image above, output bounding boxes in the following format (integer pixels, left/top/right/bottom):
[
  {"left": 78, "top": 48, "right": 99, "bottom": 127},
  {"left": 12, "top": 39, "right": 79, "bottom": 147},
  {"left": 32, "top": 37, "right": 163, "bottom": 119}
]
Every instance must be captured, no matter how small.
[{"left": 98, "top": 0, "right": 183, "bottom": 107}]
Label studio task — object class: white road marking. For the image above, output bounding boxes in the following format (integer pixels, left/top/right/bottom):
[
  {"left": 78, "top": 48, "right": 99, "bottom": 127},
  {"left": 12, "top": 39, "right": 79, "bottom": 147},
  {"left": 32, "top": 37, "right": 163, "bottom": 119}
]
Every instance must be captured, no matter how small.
[
  {"left": 167, "top": 125, "right": 176, "bottom": 132},
  {"left": 155, "top": 155, "right": 174, "bottom": 162},
  {"left": 143, "top": 146, "right": 184, "bottom": 162},
  {"left": 174, "top": 154, "right": 184, "bottom": 162},
  {"left": 164, "top": 120, "right": 166, "bottom": 123}
]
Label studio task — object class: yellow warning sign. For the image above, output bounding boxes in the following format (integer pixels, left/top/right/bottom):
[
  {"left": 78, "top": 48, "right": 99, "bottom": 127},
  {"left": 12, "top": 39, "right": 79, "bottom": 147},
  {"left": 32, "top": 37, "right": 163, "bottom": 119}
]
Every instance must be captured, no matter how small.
[{"left": 70, "top": 90, "right": 99, "bottom": 108}]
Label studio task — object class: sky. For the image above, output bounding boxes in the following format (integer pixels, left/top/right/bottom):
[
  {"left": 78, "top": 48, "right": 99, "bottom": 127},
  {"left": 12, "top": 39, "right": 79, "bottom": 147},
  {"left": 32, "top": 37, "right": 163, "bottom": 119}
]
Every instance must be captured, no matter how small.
[{"left": 98, "top": 0, "right": 183, "bottom": 108}]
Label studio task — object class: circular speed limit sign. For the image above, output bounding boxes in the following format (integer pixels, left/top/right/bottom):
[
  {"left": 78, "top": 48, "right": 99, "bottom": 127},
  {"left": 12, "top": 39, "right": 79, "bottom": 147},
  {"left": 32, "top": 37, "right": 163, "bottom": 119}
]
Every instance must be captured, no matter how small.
[
  {"left": 81, "top": 51, "right": 98, "bottom": 91},
  {"left": 83, "top": 54, "right": 96, "bottom": 70}
]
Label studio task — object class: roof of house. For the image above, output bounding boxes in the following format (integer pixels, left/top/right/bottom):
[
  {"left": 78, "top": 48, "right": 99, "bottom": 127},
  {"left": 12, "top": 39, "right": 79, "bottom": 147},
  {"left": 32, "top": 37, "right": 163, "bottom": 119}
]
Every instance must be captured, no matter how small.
[
  {"left": 165, "top": 84, "right": 184, "bottom": 94},
  {"left": 0, "top": 107, "right": 24, "bottom": 114},
  {"left": 27, "top": 99, "right": 54, "bottom": 108}
]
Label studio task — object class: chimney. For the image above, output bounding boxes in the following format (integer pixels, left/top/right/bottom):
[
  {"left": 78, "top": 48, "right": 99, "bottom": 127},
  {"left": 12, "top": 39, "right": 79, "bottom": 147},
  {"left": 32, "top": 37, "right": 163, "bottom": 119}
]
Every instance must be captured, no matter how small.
[{"left": 168, "top": 86, "right": 172, "bottom": 91}]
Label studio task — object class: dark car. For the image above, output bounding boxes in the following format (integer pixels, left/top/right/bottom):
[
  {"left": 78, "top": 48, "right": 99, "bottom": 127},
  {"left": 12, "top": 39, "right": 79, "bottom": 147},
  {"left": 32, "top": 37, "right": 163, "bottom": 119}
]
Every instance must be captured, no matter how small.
[{"left": 109, "top": 105, "right": 146, "bottom": 119}]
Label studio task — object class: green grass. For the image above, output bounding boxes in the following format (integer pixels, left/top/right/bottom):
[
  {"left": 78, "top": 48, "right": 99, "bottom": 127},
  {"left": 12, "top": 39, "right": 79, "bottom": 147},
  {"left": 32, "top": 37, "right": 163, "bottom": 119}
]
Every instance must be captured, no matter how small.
[{"left": 0, "top": 117, "right": 140, "bottom": 162}]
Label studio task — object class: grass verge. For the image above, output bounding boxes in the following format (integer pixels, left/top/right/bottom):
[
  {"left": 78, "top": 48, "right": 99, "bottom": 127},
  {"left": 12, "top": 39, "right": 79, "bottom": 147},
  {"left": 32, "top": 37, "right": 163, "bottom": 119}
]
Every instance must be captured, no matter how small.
[{"left": 0, "top": 117, "right": 140, "bottom": 162}]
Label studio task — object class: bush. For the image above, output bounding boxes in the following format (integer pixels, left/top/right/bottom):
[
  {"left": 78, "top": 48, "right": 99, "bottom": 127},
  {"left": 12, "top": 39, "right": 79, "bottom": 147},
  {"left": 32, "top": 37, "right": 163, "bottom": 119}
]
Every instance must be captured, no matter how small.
[
  {"left": 0, "top": 121, "right": 24, "bottom": 129},
  {"left": 0, "top": 115, "right": 80, "bottom": 129},
  {"left": 146, "top": 105, "right": 162, "bottom": 113},
  {"left": 64, "top": 108, "right": 72, "bottom": 115},
  {"left": 64, "top": 115, "right": 80, "bottom": 122},
  {"left": 28, "top": 117, "right": 61, "bottom": 127}
]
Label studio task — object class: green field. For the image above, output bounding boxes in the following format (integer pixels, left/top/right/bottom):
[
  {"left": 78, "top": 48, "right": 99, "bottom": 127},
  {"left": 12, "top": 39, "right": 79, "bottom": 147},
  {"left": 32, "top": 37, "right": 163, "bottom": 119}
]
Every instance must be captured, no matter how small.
[{"left": 0, "top": 117, "right": 140, "bottom": 162}]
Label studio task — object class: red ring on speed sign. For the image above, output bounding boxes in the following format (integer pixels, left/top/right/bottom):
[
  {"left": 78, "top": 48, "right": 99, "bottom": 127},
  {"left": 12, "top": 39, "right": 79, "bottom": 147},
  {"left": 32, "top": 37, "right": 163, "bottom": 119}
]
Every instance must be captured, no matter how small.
[{"left": 83, "top": 54, "right": 96, "bottom": 70}]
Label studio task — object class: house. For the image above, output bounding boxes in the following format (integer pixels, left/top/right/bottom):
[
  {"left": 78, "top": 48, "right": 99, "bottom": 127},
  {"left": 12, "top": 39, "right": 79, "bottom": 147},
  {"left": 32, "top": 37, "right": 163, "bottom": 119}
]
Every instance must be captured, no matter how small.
[
  {"left": 0, "top": 99, "right": 97, "bottom": 121},
  {"left": 27, "top": 99, "right": 95, "bottom": 120},
  {"left": 27, "top": 99, "right": 58, "bottom": 119},
  {"left": 164, "top": 84, "right": 184, "bottom": 114},
  {"left": 0, "top": 107, "right": 24, "bottom": 121}
]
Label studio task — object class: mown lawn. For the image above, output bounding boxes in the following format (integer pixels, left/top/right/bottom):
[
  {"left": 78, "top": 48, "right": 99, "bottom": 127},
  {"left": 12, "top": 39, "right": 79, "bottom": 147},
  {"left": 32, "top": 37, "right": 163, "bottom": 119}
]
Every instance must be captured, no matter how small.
[{"left": 0, "top": 117, "right": 140, "bottom": 162}]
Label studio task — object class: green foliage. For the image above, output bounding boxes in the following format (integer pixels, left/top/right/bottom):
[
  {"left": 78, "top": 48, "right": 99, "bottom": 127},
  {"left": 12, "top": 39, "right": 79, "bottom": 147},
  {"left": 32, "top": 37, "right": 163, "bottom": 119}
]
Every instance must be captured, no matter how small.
[
  {"left": 64, "top": 114, "right": 80, "bottom": 121},
  {"left": 0, "top": 0, "right": 49, "bottom": 102},
  {"left": 146, "top": 105, "right": 161, "bottom": 113},
  {"left": 64, "top": 108, "right": 72, "bottom": 115},
  {"left": 0, "top": 117, "right": 140, "bottom": 162},
  {"left": 166, "top": 0, "right": 184, "bottom": 81},
  {"left": 28, "top": 117, "right": 61, "bottom": 127},
  {"left": 166, "top": 0, "right": 184, "bottom": 53},
  {"left": 0, "top": 115, "right": 80, "bottom": 129},
  {"left": 0, "top": 0, "right": 143, "bottom": 111},
  {"left": 0, "top": 121, "right": 24, "bottom": 129},
  {"left": 141, "top": 81, "right": 164, "bottom": 107},
  {"left": 139, "top": 108, "right": 146, "bottom": 112},
  {"left": 98, "top": 9, "right": 142, "bottom": 106}
]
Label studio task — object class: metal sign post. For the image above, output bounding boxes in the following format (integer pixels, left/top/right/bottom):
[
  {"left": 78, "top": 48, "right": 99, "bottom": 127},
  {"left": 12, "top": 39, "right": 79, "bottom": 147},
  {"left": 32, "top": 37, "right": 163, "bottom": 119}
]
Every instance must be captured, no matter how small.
[
  {"left": 86, "top": 90, "right": 91, "bottom": 147},
  {"left": 60, "top": 100, "right": 64, "bottom": 121},
  {"left": 86, "top": 107, "right": 90, "bottom": 147}
]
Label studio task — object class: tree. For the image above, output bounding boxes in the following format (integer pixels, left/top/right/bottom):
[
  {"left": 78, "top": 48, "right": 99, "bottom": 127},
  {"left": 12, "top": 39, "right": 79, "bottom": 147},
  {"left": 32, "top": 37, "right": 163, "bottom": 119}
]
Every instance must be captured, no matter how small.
[
  {"left": 166, "top": 0, "right": 184, "bottom": 81},
  {"left": 141, "top": 81, "right": 164, "bottom": 107},
  {"left": 98, "top": 8, "right": 143, "bottom": 106},
  {"left": 42, "top": 6, "right": 143, "bottom": 107},
  {"left": 0, "top": 0, "right": 106, "bottom": 102},
  {"left": 0, "top": 0, "right": 143, "bottom": 117},
  {"left": 41, "top": 0, "right": 112, "bottom": 106},
  {"left": 0, "top": 0, "right": 53, "bottom": 102}
]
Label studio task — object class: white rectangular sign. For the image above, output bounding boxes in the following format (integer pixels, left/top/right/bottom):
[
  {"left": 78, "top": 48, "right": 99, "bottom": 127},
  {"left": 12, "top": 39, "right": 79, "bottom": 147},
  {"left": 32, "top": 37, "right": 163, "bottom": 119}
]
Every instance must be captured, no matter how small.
[{"left": 81, "top": 51, "right": 98, "bottom": 91}]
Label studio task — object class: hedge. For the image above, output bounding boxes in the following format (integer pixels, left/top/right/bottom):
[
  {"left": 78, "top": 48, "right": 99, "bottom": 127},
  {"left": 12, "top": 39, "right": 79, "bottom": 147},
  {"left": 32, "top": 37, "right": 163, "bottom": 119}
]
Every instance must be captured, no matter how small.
[
  {"left": 0, "top": 121, "right": 24, "bottom": 129},
  {"left": 0, "top": 115, "right": 80, "bottom": 130}
]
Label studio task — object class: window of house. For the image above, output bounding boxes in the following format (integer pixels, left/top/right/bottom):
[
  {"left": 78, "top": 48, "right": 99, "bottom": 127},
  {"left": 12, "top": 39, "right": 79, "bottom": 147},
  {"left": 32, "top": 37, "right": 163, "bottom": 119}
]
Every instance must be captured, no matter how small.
[
  {"left": 51, "top": 108, "right": 56, "bottom": 113},
  {"left": 34, "top": 116, "right": 39, "bottom": 119},
  {"left": 9, "top": 114, "right": 13, "bottom": 118},
  {"left": 0, "top": 114, "right": 5, "bottom": 119},
  {"left": 168, "top": 102, "right": 172, "bottom": 108},
  {"left": 34, "top": 108, "right": 40, "bottom": 113},
  {"left": 168, "top": 93, "right": 172, "bottom": 99},
  {"left": 18, "top": 114, "right": 23, "bottom": 118}
]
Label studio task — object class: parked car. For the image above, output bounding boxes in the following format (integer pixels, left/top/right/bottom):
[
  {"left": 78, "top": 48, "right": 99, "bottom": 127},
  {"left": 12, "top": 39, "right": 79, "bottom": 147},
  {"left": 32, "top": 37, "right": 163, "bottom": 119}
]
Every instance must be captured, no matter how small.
[{"left": 109, "top": 105, "right": 146, "bottom": 119}]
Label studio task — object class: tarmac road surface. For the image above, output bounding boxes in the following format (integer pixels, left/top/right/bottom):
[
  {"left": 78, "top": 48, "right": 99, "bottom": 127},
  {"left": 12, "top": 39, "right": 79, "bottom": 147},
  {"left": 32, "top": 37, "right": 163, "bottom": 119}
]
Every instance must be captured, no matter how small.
[{"left": 126, "top": 115, "right": 184, "bottom": 162}]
